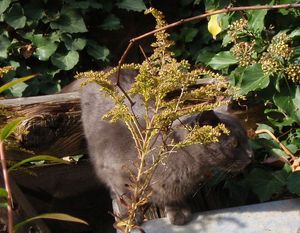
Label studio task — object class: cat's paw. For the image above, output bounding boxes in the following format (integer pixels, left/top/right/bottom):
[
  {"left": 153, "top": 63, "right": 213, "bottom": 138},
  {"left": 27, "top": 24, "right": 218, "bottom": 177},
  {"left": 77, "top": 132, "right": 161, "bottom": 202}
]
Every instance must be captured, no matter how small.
[{"left": 165, "top": 205, "right": 192, "bottom": 225}]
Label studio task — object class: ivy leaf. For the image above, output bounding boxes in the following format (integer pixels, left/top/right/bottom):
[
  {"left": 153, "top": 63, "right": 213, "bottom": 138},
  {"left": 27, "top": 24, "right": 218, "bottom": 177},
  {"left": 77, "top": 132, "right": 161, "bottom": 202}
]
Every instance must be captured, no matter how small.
[
  {"left": 0, "top": 35, "right": 10, "bottom": 59},
  {"left": 23, "top": 0, "right": 44, "bottom": 21},
  {"left": 4, "top": 3, "right": 26, "bottom": 29},
  {"left": 0, "top": 0, "right": 11, "bottom": 15},
  {"left": 87, "top": 41, "right": 109, "bottom": 61},
  {"left": 182, "top": 27, "right": 198, "bottom": 42},
  {"left": 287, "top": 171, "right": 300, "bottom": 195},
  {"left": 207, "top": 14, "right": 221, "bottom": 40},
  {"left": 239, "top": 64, "right": 269, "bottom": 95},
  {"left": 51, "top": 50, "right": 79, "bottom": 70},
  {"left": 61, "top": 34, "right": 87, "bottom": 51},
  {"left": 25, "top": 33, "right": 59, "bottom": 61},
  {"left": 247, "top": 168, "right": 286, "bottom": 202},
  {"left": 273, "top": 86, "right": 300, "bottom": 124},
  {"left": 117, "top": 0, "right": 146, "bottom": 12},
  {"left": 100, "top": 14, "right": 123, "bottom": 31},
  {"left": 208, "top": 51, "right": 238, "bottom": 70},
  {"left": 247, "top": 9, "right": 267, "bottom": 33},
  {"left": 50, "top": 8, "right": 87, "bottom": 33}
]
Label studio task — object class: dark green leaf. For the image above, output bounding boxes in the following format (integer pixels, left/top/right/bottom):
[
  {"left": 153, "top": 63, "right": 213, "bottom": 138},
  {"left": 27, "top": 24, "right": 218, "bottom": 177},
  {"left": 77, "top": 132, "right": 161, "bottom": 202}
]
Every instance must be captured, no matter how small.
[
  {"left": 61, "top": 34, "right": 87, "bottom": 51},
  {"left": 0, "top": 118, "right": 23, "bottom": 140},
  {"left": 0, "top": 188, "right": 7, "bottom": 197},
  {"left": 0, "top": 35, "right": 10, "bottom": 59},
  {"left": 289, "top": 28, "right": 300, "bottom": 38},
  {"left": 87, "top": 41, "right": 109, "bottom": 61},
  {"left": 117, "top": 0, "right": 146, "bottom": 12},
  {"left": 14, "top": 213, "right": 88, "bottom": 232},
  {"left": 208, "top": 51, "right": 238, "bottom": 70},
  {"left": 4, "top": 3, "right": 26, "bottom": 29},
  {"left": 100, "top": 14, "right": 123, "bottom": 31},
  {"left": 247, "top": 9, "right": 267, "bottom": 33},
  {"left": 182, "top": 28, "right": 198, "bottom": 42},
  {"left": 287, "top": 171, "right": 300, "bottom": 195},
  {"left": 0, "top": 0, "right": 11, "bottom": 15},
  {"left": 273, "top": 86, "right": 300, "bottom": 124},
  {"left": 247, "top": 168, "right": 285, "bottom": 202},
  {"left": 51, "top": 50, "right": 79, "bottom": 70},
  {"left": 23, "top": 0, "right": 44, "bottom": 20},
  {"left": 50, "top": 8, "right": 87, "bottom": 33},
  {"left": 9, "top": 155, "right": 70, "bottom": 171},
  {"left": 239, "top": 64, "right": 269, "bottom": 95},
  {"left": 25, "top": 33, "right": 60, "bottom": 61}
]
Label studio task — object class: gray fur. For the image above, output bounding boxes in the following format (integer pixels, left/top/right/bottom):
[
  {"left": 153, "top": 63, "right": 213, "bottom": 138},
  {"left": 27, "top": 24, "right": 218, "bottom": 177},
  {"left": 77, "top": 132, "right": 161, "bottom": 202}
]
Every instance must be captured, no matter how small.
[{"left": 80, "top": 73, "right": 252, "bottom": 225}]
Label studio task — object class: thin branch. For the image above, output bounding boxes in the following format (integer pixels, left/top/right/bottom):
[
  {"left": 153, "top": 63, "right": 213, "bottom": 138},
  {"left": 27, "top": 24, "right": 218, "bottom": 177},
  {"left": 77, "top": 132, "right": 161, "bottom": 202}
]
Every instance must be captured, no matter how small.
[
  {"left": 255, "top": 129, "right": 296, "bottom": 161},
  {"left": 117, "top": 3, "right": 300, "bottom": 74},
  {"left": 0, "top": 142, "right": 13, "bottom": 233}
]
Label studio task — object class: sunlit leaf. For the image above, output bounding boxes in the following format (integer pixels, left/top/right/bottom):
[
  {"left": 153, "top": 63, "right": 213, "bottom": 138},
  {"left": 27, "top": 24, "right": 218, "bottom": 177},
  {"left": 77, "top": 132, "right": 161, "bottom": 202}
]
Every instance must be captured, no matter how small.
[
  {"left": 9, "top": 155, "right": 70, "bottom": 171},
  {"left": 208, "top": 51, "right": 238, "bottom": 70},
  {"left": 14, "top": 213, "right": 88, "bottom": 232},
  {"left": 208, "top": 14, "right": 221, "bottom": 40},
  {"left": 0, "top": 0, "right": 11, "bottom": 15},
  {"left": 0, "top": 118, "right": 23, "bottom": 141},
  {"left": 51, "top": 51, "right": 79, "bottom": 70},
  {"left": 239, "top": 64, "right": 269, "bottom": 95}
]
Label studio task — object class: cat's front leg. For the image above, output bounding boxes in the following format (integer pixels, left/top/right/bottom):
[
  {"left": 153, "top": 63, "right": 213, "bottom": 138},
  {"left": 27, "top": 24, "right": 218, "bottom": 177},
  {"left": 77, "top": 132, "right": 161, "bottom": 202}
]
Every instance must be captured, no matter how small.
[{"left": 165, "top": 204, "right": 192, "bottom": 225}]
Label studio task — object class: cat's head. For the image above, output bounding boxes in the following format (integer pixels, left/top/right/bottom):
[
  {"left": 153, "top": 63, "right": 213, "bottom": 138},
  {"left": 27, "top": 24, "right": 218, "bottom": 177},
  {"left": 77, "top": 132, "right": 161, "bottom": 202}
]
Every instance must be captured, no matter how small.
[{"left": 195, "top": 110, "right": 253, "bottom": 172}]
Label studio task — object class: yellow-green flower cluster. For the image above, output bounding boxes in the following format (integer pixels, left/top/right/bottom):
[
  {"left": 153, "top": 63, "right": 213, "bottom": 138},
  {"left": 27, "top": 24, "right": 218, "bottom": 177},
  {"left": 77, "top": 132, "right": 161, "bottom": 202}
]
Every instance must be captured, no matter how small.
[
  {"left": 231, "top": 41, "right": 256, "bottom": 67},
  {"left": 268, "top": 33, "right": 293, "bottom": 60},
  {"left": 227, "top": 18, "right": 248, "bottom": 41},
  {"left": 259, "top": 52, "right": 282, "bottom": 75},
  {"left": 176, "top": 124, "right": 229, "bottom": 148},
  {"left": 0, "top": 66, "right": 14, "bottom": 78},
  {"left": 285, "top": 65, "right": 300, "bottom": 83}
]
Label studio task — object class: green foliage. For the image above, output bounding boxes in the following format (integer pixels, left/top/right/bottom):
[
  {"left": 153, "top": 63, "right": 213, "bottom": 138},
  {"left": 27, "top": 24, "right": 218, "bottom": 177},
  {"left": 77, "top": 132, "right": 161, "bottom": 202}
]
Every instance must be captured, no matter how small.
[
  {"left": 193, "top": 1, "right": 300, "bottom": 205},
  {"left": 0, "top": 0, "right": 151, "bottom": 96}
]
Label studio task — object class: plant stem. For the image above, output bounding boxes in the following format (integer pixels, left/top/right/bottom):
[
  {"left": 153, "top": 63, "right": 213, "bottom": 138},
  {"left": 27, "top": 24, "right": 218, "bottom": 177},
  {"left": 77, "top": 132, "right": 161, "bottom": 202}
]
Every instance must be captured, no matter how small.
[{"left": 0, "top": 141, "right": 13, "bottom": 233}]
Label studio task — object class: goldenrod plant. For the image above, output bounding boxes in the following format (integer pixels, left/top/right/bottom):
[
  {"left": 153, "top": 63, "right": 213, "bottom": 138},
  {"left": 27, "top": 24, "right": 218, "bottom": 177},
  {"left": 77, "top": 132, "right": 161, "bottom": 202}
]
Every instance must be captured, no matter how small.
[{"left": 77, "top": 8, "right": 235, "bottom": 233}]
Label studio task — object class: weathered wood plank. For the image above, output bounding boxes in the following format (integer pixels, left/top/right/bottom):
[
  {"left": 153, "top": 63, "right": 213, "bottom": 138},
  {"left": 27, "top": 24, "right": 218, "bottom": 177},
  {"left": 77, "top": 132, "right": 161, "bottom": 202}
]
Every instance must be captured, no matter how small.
[{"left": 0, "top": 92, "right": 85, "bottom": 160}]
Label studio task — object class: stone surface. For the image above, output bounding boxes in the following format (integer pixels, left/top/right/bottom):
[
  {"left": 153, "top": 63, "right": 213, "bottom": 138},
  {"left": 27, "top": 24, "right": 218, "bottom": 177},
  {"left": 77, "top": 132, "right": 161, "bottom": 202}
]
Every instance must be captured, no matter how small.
[{"left": 131, "top": 198, "right": 300, "bottom": 233}]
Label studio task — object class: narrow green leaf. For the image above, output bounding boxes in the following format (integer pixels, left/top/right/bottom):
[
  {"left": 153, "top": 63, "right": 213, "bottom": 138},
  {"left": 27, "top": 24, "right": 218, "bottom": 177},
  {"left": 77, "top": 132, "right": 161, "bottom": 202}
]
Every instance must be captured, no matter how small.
[
  {"left": 0, "top": 188, "right": 8, "bottom": 197},
  {"left": 117, "top": 0, "right": 146, "bottom": 12},
  {"left": 208, "top": 51, "right": 238, "bottom": 70},
  {"left": 14, "top": 213, "right": 88, "bottom": 232},
  {"left": 0, "top": 118, "right": 23, "bottom": 141},
  {"left": 0, "top": 74, "right": 36, "bottom": 93},
  {"left": 9, "top": 155, "right": 70, "bottom": 171}
]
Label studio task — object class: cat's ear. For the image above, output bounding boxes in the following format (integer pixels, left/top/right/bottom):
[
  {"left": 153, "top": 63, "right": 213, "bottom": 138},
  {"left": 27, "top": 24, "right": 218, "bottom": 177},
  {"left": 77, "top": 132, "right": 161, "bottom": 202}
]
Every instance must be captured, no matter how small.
[{"left": 196, "top": 110, "right": 221, "bottom": 127}]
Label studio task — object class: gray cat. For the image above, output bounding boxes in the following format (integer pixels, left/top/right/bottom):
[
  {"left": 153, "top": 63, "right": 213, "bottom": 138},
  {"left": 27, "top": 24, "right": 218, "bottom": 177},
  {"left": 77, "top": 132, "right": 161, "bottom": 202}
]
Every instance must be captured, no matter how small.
[{"left": 80, "top": 70, "right": 252, "bottom": 226}]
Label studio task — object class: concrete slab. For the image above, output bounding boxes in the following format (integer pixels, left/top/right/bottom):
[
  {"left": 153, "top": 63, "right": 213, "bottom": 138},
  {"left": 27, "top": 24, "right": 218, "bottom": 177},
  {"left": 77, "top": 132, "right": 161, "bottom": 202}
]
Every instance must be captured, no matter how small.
[{"left": 131, "top": 198, "right": 300, "bottom": 233}]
